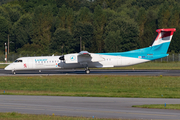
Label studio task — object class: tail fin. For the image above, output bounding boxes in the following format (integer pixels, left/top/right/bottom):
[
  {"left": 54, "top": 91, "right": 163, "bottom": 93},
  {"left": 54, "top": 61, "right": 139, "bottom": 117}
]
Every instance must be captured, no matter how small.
[{"left": 151, "top": 28, "right": 176, "bottom": 54}]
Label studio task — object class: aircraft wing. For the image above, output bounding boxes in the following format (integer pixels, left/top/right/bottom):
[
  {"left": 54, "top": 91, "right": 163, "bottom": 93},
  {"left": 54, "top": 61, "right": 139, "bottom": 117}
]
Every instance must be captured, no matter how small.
[
  {"left": 78, "top": 51, "right": 92, "bottom": 63},
  {"left": 78, "top": 51, "right": 104, "bottom": 62},
  {"left": 62, "top": 51, "right": 104, "bottom": 63},
  {"left": 78, "top": 51, "right": 91, "bottom": 57}
]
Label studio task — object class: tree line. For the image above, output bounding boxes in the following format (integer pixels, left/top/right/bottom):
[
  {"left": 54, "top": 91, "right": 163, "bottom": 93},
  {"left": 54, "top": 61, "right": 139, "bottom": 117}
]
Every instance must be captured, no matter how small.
[{"left": 0, "top": 0, "right": 180, "bottom": 56}]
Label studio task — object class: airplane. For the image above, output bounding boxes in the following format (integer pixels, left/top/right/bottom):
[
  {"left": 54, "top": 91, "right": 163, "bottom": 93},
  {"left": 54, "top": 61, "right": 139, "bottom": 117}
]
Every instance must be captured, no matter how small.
[{"left": 5, "top": 28, "right": 176, "bottom": 74}]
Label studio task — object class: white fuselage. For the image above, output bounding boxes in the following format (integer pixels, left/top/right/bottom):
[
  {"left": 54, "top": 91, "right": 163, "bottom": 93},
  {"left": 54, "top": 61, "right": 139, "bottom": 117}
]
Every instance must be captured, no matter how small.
[
  {"left": 4, "top": 54, "right": 149, "bottom": 71},
  {"left": 5, "top": 56, "right": 60, "bottom": 71}
]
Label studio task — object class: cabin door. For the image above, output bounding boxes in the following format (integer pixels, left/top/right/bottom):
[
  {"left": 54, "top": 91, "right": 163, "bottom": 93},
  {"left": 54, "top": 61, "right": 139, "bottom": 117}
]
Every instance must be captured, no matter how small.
[{"left": 27, "top": 59, "right": 33, "bottom": 69}]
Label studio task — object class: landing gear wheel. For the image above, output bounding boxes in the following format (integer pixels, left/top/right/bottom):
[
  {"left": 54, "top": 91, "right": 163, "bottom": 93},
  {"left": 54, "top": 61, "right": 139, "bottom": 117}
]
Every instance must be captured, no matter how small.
[
  {"left": 12, "top": 71, "right": 16, "bottom": 75},
  {"left": 84, "top": 65, "right": 90, "bottom": 74},
  {"left": 85, "top": 69, "right": 90, "bottom": 74}
]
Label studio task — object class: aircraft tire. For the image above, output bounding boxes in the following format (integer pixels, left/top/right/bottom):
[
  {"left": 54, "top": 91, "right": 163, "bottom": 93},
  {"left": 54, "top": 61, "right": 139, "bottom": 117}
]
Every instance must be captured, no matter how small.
[
  {"left": 12, "top": 71, "right": 16, "bottom": 75},
  {"left": 85, "top": 69, "right": 90, "bottom": 74}
]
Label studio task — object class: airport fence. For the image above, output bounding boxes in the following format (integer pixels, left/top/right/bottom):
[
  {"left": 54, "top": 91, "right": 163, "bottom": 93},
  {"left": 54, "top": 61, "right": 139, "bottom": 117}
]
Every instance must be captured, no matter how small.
[{"left": 0, "top": 54, "right": 180, "bottom": 63}]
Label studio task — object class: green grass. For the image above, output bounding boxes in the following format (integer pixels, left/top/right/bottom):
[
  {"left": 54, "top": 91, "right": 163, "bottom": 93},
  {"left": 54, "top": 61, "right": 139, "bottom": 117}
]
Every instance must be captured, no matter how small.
[
  {"left": 1, "top": 62, "right": 180, "bottom": 69},
  {"left": 132, "top": 104, "right": 180, "bottom": 110},
  {"left": 1, "top": 75, "right": 180, "bottom": 98},
  {"left": 0, "top": 112, "right": 121, "bottom": 120},
  {"left": 0, "top": 64, "right": 8, "bottom": 69}
]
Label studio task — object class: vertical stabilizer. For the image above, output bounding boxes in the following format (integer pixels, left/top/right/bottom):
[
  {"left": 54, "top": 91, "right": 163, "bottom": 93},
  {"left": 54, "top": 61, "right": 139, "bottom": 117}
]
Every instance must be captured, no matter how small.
[{"left": 151, "top": 28, "right": 176, "bottom": 54}]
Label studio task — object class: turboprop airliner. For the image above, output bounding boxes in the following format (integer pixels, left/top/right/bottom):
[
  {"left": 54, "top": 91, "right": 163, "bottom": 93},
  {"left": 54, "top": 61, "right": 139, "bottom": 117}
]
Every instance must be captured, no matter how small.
[{"left": 5, "top": 28, "right": 176, "bottom": 74}]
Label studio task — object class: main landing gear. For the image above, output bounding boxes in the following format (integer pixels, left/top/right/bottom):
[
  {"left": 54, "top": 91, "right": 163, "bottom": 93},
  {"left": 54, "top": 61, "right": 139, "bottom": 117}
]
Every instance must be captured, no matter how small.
[{"left": 85, "top": 67, "right": 90, "bottom": 74}]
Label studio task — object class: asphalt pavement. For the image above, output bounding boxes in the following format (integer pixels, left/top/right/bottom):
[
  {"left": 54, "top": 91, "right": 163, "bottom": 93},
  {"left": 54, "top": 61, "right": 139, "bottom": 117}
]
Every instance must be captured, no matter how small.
[
  {"left": 1, "top": 69, "right": 180, "bottom": 76},
  {"left": 0, "top": 95, "right": 180, "bottom": 119}
]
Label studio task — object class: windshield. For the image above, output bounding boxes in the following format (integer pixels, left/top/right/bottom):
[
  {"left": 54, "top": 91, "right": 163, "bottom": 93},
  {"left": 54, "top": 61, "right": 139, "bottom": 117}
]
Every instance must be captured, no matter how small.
[{"left": 14, "top": 59, "right": 23, "bottom": 62}]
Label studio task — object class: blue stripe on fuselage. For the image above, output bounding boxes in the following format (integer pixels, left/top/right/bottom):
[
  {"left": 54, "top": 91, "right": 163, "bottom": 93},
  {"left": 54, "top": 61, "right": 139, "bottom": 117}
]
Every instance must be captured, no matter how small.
[{"left": 97, "top": 42, "right": 170, "bottom": 60}]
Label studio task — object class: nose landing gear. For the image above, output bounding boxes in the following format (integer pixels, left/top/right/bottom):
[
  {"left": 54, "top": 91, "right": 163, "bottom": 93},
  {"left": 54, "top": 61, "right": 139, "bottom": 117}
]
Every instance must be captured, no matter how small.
[{"left": 12, "top": 70, "right": 16, "bottom": 75}]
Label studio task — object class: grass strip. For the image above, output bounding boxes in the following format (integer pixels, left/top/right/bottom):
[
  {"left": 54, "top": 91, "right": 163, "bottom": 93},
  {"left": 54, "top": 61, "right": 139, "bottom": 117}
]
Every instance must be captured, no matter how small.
[
  {"left": 1, "top": 75, "right": 180, "bottom": 98},
  {"left": 1, "top": 62, "right": 180, "bottom": 69},
  {"left": 0, "top": 112, "right": 121, "bottom": 120},
  {"left": 0, "top": 64, "right": 8, "bottom": 69},
  {"left": 132, "top": 104, "right": 180, "bottom": 110}
]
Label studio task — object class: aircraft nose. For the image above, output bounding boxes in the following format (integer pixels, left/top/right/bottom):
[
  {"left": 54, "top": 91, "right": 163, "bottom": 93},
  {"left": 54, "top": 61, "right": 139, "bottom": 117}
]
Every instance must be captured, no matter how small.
[{"left": 4, "top": 65, "right": 11, "bottom": 70}]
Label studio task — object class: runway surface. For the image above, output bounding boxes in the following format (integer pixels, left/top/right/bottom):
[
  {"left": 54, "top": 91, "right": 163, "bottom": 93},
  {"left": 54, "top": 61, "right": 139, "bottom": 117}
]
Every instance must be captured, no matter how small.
[
  {"left": 0, "top": 95, "right": 180, "bottom": 119},
  {"left": 1, "top": 69, "right": 180, "bottom": 76}
]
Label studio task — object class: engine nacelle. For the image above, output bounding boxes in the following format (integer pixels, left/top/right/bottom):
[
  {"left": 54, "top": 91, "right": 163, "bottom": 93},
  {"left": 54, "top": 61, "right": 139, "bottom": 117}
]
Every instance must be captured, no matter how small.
[
  {"left": 64, "top": 53, "right": 78, "bottom": 63},
  {"left": 59, "top": 53, "right": 104, "bottom": 64}
]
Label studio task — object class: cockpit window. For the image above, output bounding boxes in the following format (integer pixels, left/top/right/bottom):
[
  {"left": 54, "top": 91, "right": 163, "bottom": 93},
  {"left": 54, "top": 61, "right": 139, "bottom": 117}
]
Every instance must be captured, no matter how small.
[{"left": 14, "top": 60, "right": 23, "bottom": 62}]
